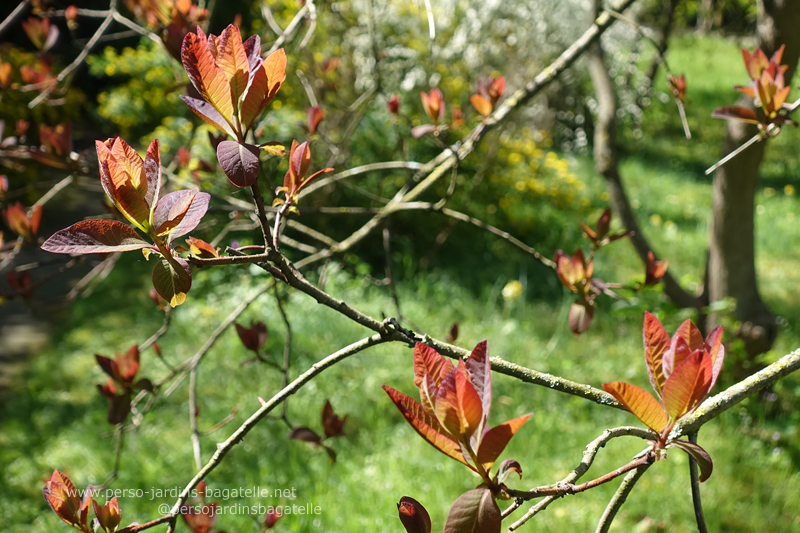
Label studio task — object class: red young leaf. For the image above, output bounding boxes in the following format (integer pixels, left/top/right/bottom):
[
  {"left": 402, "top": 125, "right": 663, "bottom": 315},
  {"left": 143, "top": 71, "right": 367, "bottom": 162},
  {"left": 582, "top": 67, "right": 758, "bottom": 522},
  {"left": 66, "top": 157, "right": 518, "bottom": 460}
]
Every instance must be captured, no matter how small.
[
  {"left": 476, "top": 414, "right": 532, "bottom": 468},
  {"left": 413, "top": 342, "right": 454, "bottom": 388},
  {"left": 464, "top": 340, "right": 492, "bottom": 429},
  {"left": 704, "top": 326, "right": 725, "bottom": 388},
  {"left": 42, "top": 469, "right": 90, "bottom": 530},
  {"left": 182, "top": 500, "right": 218, "bottom": 533},
  {"left": 661, "top": 350, "right": 712, "bottom": 421},
  {"left": 674, "top": 319, "right": 704, "bottom": 352},
  {"left": 234, "top": 320, "right": 268, "bottom": 352},
  {"left": 41, "top": 220, "right": 149, "bottom": 254},
  {"left": 321, "top": 399, "right": 347, "bottom": 438},
  {"left": 495, "top": 459, "right": 523, "bottom": 483},
  {"left": 240, "top": 48, "right": 287, "bottom": 130},
  {"left": 143, "top": 139, "right": 162, "bottom": 215},
  {"left": 382, "top": 385, "right": 473, "bottom": 469},
  {"left": 443, "top": 489, "right": 501, "bottom": 533},
  {"left": 663, "top": 335, "right": 691, "bottom": 382},
  {"left": 217, "top": 140, "right": 261, "bottom": 187},
  {"left": 398, "top": 496, "right": 432, "bottom": 533},
  {"left": 643, "top": 311, "right": 670, "bottom": 395},
  {"left": 602, "top": 382, "right": 668, "bottom": 433},
  {"left": 434, "top": 363, "right": 483, "bottom": 439},
  {"left": 152, "top": 188, "right": 197, "bottom": 236},
  {"left": 93, "top": 497, "right": 121, "bottom": 533}
]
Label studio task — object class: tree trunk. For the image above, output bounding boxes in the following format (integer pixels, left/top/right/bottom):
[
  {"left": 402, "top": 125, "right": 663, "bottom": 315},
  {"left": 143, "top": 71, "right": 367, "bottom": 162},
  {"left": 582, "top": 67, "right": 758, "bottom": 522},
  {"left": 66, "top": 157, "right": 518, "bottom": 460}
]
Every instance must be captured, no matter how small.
[
  {"left": 708, "top": 0, "right": 800, "bottom": 356},
  {"left": 588, "top": 32, "right": 705, "bottom": 310}
]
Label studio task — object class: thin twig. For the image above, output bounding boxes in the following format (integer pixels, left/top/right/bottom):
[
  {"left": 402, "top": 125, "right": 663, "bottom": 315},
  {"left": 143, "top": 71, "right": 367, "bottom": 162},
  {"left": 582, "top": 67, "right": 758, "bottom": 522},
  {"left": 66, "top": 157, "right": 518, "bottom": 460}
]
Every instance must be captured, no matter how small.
[
  {"left": 595, "top": 462, "right": 651, "bottom": 533},
  {"left": 688, "top": 432, "right": 709, "bottom": 533},
  {"left": 0, "top": 0, "right": 30, "bottom": 39},
  {"left": 168, "top": 334, "right": 390, "bottom": 517},
  {"left": 273, "top": 284, "right": 293, "bottom": 424},
  {"left": 504, "top": 426, "right": 653, "bottom": 527},
  {"left": 27, "top": 1, "right": 118, "bottom": 108}
]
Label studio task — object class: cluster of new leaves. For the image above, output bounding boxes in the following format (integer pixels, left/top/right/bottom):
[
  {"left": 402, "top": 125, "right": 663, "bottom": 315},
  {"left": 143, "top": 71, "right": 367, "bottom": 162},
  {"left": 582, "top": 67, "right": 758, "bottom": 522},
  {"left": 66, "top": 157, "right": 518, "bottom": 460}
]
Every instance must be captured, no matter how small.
[
  {"left": 2, "top": 201, "right": 41, "bottom": 244},
  {"left": 40, "top": 138, "right": 210, "bottom": 306},
  {"left": 43, "top": 470, "right": 129, "bottom": 533},
  {"left": 384, "top": 342, "right": 531, "bottom": 533},
  {"left": 602, "top": 313, "right": 725, "bottom": 482},
  {"left": 96, "top": 344, "right": 153, "bottom": 425},
  {"left": 287, "top": 400, "right": 348, "bottom": 463},
  {"left": 712, "top": 45, "right": 794, "bottom": 131},
  {"left": 180, "top": 24, "right": 287, "bottom": 187},
  {"left": 410, "top": 77, "right": 505, "bottom": 139},
  {"left": 123, "top": 0, "right": 208, "bottom": 61},
  {"left": 180, "top": 481, "right": 281, "bottom": 532},
  {"left": 554, "top": 208, "right": 663, "bottom": 335},
  {"left": 470, "top": 76, "right": 506, "bottom": 118},
  {"left": 273, "top": 141, "right": 333, "bottom": 215}
]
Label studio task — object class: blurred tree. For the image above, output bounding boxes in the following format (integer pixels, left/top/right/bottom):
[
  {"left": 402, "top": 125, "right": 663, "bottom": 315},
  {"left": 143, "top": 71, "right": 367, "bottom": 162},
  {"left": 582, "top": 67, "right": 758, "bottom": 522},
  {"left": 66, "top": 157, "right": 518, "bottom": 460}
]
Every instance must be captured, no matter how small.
[{"left": 708, "top": 0, "right": 800, "bottom": 357}]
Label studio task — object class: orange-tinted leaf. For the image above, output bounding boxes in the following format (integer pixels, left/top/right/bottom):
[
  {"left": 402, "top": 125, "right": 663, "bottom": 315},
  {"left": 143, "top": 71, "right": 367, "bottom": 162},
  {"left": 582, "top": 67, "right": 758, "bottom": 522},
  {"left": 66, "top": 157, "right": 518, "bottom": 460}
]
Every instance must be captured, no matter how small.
[
  {"left": 661, "top": 350, "right": 712, "bottom": 421},
  {"left": 443, "top": 489, "right": 501, "bottom": 533},
  {"left": 143, "top": 139, "right": 162, "bottom": 218},
  {"left": 476, "top": 414, "right": 532, "bottom": 468},
  {"left": 216, "top": 25, "right": 250, "bottom": 105},
  {"left": 413, "top": 342, "right": 453, "bottom": 387},
  {"left": 674, "top": 319, "right": 704, "bottom": 352},
  {"left": 93, "top": 497, "right": 121, "bottom": 533},
  {"left": 643, "top": 311, "right": 670, "bottom": 395},
  {"left": 182, "top": 29, "right": 235, "bottom": 125},
  {"left": 398, "top": 497, "right": 431, "bottom": 533},
  {"left": 186, "top": 237, "right": 218, "bottom": 258},
  {"left": 602, "top": 381, "right": 668, "bottom": 433},
  {"left": 470, "top": 94, "right": 492, "bottom": 117},
  {"left": 41, "top": 219, "right": 149, "bottom": 254},
  {"left": 240, "top": 48, "right": 286, "bottom": 130},
  {"left": 307, "top": 105, "right": 324, "bottom": 135},
  {"left": 664, "top": 335, "right": 690, "bottom": 381},
  {"left": 435, "top": 363, "right": 483, "bottom": 439},
  {"left": 382, "top": 385, "right": 473, "bottom": 469}
]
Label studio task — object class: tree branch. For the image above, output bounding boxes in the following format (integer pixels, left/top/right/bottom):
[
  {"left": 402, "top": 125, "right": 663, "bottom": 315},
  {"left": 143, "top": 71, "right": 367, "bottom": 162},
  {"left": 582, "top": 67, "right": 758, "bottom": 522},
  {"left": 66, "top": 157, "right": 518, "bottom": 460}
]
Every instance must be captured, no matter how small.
[{"left": 595, "top": 461, "right": 651, "bottom": 533}]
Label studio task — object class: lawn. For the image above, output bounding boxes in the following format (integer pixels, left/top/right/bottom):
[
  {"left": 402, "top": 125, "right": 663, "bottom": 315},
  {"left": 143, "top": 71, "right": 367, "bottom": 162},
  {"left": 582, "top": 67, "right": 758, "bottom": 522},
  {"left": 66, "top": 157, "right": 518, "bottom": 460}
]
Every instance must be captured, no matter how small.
[{"left": 2, "top": 34, "right": 800, "bottom": 532}]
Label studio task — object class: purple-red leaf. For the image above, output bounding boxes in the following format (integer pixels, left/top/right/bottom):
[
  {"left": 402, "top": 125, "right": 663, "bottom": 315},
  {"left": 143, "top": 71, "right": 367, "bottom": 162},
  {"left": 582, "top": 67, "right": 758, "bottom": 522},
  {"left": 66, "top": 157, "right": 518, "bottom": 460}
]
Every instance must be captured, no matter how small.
[
  {"left": 152, "top": 189, "right": 210, "bottom": 241},
  {"left": 41, "top": 220, "right": 149, "bottom": 254},
  {"left": 668, "top": 439, "right": 714, "bottom": 482},
  {"left": 495, "top": 459, "right": 523, "bottom": 484},
  {"left": 180, "top": 95, "right": 237, "bottom": 138},
  {"left": 321, "top": 400, "right": 347, "bottom": 438},
  {"left": 217, "top": 140, "right": 261, "bottom": 187},
  {"left": 711, "top": 106, "right": 760, "bottom": 124},
  {"left": 288, "top": 427, "right": 323, "bottom": 445},
  {"left": 398, "top": 496, "right": 432, "bottom": 533},
  {"left": 464, "top": 340, "right": 491, "bottom": 428},
  {"left": 443, "top": 489, "right": 501, "bottom": 533}
]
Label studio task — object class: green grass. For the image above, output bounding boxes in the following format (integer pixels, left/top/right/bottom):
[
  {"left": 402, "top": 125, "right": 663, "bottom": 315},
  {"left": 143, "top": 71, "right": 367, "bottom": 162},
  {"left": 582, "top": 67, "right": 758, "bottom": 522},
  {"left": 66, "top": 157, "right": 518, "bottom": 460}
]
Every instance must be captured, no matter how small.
[{"left": 3, "top": 33, "right": 800, "bottom": 532}]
